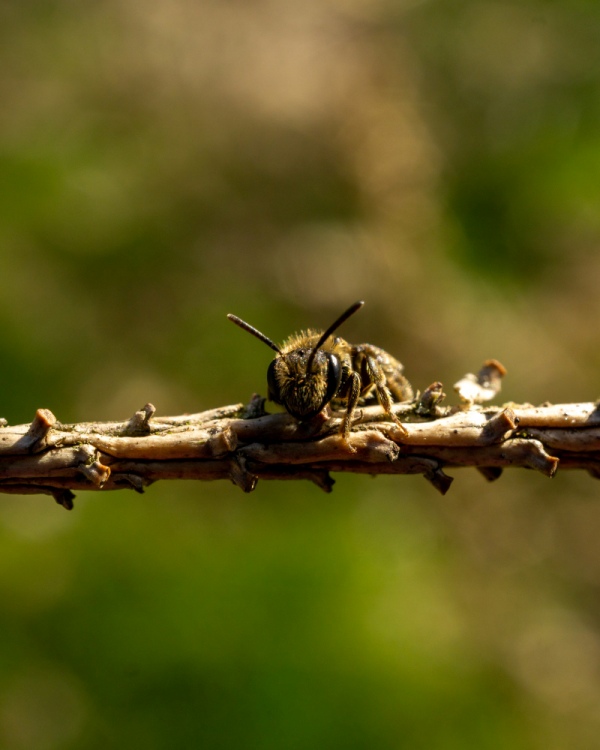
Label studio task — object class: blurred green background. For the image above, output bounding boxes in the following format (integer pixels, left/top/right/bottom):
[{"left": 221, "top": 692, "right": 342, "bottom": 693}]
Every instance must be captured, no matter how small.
[{"left": 1, "top": 1, "right": 600, "bottom": 748}]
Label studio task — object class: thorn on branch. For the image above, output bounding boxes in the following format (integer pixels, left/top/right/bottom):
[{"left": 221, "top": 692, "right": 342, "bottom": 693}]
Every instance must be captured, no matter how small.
[
  {"left": 125, "top": 403, "right": 156, "bottom": 435},
  {"left": 424, "top": 465, "right": 454, "bottom": 495},
  {"left": 53, "top": 488, "right": 75, "bottom": 510},
  {"left": 477, "top": 466, "right": 504, "bottom": 482},
  {"left": 248, "top": 464, "right": 335, "bottom": 493},
  {"left": 481, "top": 408, "right": 518, "bottom": 443},
  {"left": 308, "top": 471, "right": 335, "bottom": 493},
  {"left": 229, "top": 456, "right": 258, "bottom": 493},
  {"left": 504, "top": 439, "right": 559, "bottom": 477},
  {"left": 78, "top": 458, "right": 111, "bottom": 487},
  {"left": 241, "top": 394, "right": 268, "bottom": 419},
  {"left": 415, "top": 382, "right": 445, "bottom": 417},
  {"left": 207, "top": 427, "right": 238, "bottom": 457},
  {"left": 118, "top": 473, "right": 147, "bottom": 493},
  {"left": 23, "top": 409, "right": 57, "bottom": 453}
]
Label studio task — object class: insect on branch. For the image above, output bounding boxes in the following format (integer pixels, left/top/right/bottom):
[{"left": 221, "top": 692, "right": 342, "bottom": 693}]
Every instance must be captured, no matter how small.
[
  {"left": 1, "top": 360, "right": 600, "bottom": 509},
  {"left": 0, "top": 301, "right": 598, "bottom": 507}
]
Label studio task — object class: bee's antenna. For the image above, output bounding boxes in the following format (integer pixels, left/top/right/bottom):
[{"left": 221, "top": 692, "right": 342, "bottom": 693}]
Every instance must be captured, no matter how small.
[
  {"left": 227, "top": 314, "right": 283, "bottom": 355},
  {"left": 306, "top": 300, "right": 365, "bottom": 371}
]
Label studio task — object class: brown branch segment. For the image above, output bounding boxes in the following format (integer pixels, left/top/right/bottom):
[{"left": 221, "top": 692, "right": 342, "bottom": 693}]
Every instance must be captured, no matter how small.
[{"left": 1, "top": 394, "right": 600, "bottom": 508}]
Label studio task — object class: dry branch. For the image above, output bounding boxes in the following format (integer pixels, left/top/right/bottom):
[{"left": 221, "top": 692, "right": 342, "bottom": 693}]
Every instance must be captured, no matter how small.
[{"left": 2, "top": 363, "right": 600, "bottom": 508}]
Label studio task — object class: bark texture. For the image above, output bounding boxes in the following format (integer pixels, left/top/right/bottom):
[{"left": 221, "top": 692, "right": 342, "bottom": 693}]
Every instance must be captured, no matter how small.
[{"left": 1, "top": 361, "right": 599, "bottom": 509}]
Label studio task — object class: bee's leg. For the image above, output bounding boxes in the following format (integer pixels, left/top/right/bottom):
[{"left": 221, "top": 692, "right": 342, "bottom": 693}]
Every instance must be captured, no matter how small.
[
  {"left": 341, "top": 371, "right": 362, "bottom": 442},
  {"left": 364, "top": 355, "right": 409, "bottom": 437},
  {"left": 354, "top": 345, "right": 413, "bottom": 403},
  {"left": 386, "top": 370, "right": 414, "bottom": 403}
]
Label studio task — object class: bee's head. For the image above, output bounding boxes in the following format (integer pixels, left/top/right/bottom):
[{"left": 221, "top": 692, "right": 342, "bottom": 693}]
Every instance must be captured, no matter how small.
[
  {"left": 267, "top": 348, "right": 341, "bottom": 420},
  {"left": 227, "top": 301, "right": 363, "bottom": 420}
]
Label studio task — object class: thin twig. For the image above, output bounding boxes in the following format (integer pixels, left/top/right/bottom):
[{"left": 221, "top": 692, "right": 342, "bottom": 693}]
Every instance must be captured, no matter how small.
[{"left": 2, "top": 359, "right": 600, "bottom": 509}]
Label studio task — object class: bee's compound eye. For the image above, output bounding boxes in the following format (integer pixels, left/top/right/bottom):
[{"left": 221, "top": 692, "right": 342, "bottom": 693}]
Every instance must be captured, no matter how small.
[
  {"left": 267, "top": 359, "right": 283, "bottom": 404},
  {"left": 324, "top": 353, "right": 342, "bottom": 405}
]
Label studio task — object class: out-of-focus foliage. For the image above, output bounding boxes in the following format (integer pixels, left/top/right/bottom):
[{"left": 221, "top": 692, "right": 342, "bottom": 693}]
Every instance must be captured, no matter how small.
[{"left": 1, "top": 1, "right": 600, "bottom": 747}]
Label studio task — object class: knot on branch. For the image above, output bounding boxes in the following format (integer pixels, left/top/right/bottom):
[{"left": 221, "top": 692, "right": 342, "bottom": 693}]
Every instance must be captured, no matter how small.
[{"left": 24, "top": 409, "right": 57, "bottom": 453}]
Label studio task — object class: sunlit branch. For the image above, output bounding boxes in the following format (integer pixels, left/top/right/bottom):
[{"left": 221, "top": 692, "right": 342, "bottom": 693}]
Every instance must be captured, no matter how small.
[{"left": 1, "top": 359, "right": 600, "bottom": 509}]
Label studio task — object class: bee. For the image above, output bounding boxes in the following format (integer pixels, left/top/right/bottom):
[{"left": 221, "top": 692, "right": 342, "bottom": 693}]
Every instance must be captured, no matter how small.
[{"left": 227, "top": 301, "right": 413, "bottom": 441}]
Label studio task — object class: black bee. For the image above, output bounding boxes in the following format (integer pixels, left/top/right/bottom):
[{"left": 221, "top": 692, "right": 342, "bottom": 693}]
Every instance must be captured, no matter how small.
[{"left": 227, "top": 301, "right": 413, "bottom": 439}]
